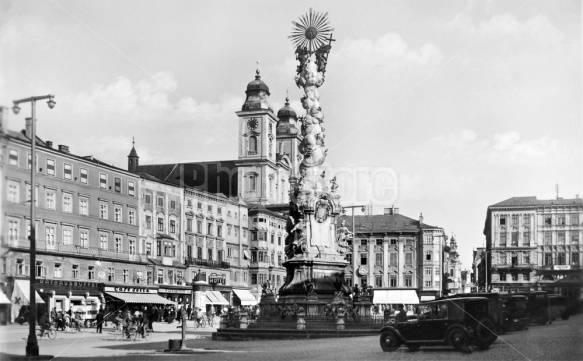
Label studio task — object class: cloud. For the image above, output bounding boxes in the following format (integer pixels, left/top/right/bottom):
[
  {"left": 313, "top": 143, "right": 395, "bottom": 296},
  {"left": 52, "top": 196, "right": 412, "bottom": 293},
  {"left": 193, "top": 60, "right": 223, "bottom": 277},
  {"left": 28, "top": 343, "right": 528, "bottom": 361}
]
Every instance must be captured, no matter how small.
[
  {"left": 430, "top": 129, "right": 565, "bottom": 165},
  {"left": 336, "top": 33, "right": 443, "bottom": 78},
  {"left": 447, "top": 13, "right": 565, "bottom": 50}
]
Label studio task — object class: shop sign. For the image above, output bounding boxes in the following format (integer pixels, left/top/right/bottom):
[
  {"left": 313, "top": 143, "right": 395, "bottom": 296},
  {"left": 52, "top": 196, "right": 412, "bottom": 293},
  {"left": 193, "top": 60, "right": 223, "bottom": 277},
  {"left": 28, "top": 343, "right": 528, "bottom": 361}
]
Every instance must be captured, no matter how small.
[
  {"left": 553, "top": 265, "right": 571, "bottom": 270},
  {"left": 104, "top": 286, "right": 157, "bottom": 293},
  {"left": 209, "top": 273, "right": 226, "bottom": 285},
  {"left": 158, "top": 288, "right": 191, "bottom": 294},
  {"left": 38, "top": 279, "right": 99, "bottom": 289}
]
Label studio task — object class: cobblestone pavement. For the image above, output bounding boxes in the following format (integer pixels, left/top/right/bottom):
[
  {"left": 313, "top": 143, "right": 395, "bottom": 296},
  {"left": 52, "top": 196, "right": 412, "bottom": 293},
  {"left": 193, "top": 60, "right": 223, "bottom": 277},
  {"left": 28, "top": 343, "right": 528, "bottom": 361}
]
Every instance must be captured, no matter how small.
[{"left": 1, "top": 314, "right": 581, "bottom": 360}]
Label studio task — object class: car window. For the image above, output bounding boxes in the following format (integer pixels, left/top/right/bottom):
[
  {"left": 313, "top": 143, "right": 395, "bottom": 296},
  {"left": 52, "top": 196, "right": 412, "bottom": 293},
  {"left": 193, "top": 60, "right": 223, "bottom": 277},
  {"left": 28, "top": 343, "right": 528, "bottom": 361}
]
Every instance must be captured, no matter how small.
[
  {"left": 436, "top": 304, "right": 448, "bottom": 319},
  {"left": 419, "top": 305, "right": 433, "bottom": 319}
]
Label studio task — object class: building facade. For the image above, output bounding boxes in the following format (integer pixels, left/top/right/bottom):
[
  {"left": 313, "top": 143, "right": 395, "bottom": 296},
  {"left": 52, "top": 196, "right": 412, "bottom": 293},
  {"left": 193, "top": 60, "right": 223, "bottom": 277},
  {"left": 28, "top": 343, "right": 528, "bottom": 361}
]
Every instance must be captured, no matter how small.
[
  {"left": 338, "top": 208, "right": 446, "bottom": 301},
  {"left": 1, "top": 122, "right": 146, "bottom": 320},
  {"left": 483, "top": 196, "right": 583, "bottom": 293}
]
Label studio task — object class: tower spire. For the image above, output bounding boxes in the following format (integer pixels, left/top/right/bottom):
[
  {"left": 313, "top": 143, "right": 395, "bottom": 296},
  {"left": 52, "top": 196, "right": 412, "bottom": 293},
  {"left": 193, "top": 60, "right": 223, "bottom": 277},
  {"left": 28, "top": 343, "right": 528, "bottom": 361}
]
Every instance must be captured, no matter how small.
[{"left": 127, "top": 137, "right": 139, "bottom": 173}]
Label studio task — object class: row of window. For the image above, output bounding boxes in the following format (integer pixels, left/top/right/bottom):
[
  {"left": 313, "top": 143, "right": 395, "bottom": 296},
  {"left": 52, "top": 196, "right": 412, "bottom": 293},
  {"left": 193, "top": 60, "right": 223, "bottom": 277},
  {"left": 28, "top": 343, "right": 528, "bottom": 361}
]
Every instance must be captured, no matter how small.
[
  {"left": 543, "top": 213, "right": 580, "bottom": 226},
  {"left": 543, "top": 231, "right": 580, "bottom": 245},
  {"left": 250, "top": 231, "right": 283, "bottom": 245},
  {"left": 346, "top": 275, "right": 415, "bottom": 288},
  {"left": 185, "top": 218, "right": 248, "bottom": 238},
  {"left": 542, "top": 252, "right": 580, "bottom": 266},
  {"left": 346, "top": 252, "right": 416, "bottom": 266},
  {"left": 185, "top": 246, "right": 226, "bottom": 262},
  {"left": 250, "top": 272, "right": 282, "bottom": 286},
  {"left": 7, "top": 148, "right": 135, "bottom": 195},
  {"left": 7, "top": 218, "right": 137, "bottom": 252},
  {"left": 497, "top": 252, "right": 532, "bottom": 266},
  {"left": 184, "top": 198, "right": 232, "bottom": 216},
  {"left": 496, "top": 271, "right": 531, "bottom": 281},
  {"left": 156, "top": 268, "right": 184, "bottom": 285},
  {"left": 144, "top": 194, "right": 178, "bottom": 209},
  {"left": 249, "top": 250, "right": 283, "bottom": 266},
  {"left": 12, "top": 259, "right": 139, "bottom": 284},
  {"left": 6, "top": 182, "right": 137, "bottom": 224},
  {"left": 499, "top": 214, "right": 532, "bottom": 226},
  {"left": 499, "top": 229, "right": 530, "bottom": 246},
  {"left": 145, "top": 215, "right": 178, "bottom": 234}
]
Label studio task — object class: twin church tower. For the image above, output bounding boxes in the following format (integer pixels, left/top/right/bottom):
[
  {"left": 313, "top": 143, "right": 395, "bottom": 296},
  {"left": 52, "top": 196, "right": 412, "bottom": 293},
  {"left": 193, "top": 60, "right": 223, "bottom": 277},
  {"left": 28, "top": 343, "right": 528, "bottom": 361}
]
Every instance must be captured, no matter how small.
[{"left": 127, "top": 67, "right": 302, "bottom": 207}]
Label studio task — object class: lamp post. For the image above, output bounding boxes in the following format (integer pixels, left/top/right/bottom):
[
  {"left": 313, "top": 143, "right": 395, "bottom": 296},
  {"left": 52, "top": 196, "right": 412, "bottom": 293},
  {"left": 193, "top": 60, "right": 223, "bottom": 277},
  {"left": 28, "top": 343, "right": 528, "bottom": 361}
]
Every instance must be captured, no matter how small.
[
  {"left": 342, "top": 205, "right": 366, "bottom": 284},
  {"left": 12, "top": 94, "right": 56, "bottom": 357}
]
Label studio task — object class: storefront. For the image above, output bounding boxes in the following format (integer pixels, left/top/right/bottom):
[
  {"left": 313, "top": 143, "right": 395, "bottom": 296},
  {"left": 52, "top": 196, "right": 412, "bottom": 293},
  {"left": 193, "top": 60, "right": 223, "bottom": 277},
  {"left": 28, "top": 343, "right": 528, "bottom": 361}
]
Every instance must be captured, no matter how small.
[
  {"left": 36, "top": 278, "right": 102, "bottom": 315},
  {"left": 10, "top": 279, "right": 45, "bottom": 323},
  {"left": 157, "top": 285, "right": 192, "bottom": 308},
  {"left": 373, "top": 288, "right": 420, "bottom": 305},
  {"left": 103, "top": 285, "right": 175, "bottom": 312}
]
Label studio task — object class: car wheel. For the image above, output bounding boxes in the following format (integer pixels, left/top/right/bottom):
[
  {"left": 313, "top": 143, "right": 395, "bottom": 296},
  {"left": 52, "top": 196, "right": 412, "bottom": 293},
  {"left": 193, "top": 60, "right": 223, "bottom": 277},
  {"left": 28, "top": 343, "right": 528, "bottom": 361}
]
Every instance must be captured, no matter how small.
[
  {"left": 379, "top": 331, "right": 401, "bottom": 352},
  {"left": 561, "top": 313, "right": 570, "bottom": 321},
  {"left": 476, "top": 318, "right": 497, "bottom": 350},
  {"left": 449, "top": 329, "right": 470, "bottom": 353},
  {"left": 535, "top": 313, "right": 548, "bottom": 325},
  {"left": 406, "top": 344, "right": 421, "bottom": 351}
]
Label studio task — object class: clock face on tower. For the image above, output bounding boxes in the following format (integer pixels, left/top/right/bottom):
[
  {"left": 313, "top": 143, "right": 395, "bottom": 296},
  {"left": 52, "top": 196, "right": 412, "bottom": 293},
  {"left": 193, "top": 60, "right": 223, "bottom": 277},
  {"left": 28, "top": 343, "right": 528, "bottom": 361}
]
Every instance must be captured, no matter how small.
[{"left": 247, "top": 118, "right": 258, "bottom": 130}]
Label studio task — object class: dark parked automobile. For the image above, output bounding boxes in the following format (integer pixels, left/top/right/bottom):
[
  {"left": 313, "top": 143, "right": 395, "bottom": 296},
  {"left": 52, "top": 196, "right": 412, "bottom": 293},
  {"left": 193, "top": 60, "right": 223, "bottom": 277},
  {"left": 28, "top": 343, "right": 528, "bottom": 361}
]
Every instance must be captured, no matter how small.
[
  {"left": 379, "top": 297, "right": 498, "bottom": 353},
  {"left": 500, "top": 295, "right": 529, "bottom": 331},
  {"left": 512, "top": 291, "right": 550, "bottom": 325},
  {"left": 548, "top": 295, "right": 574, "bottom": 321},
  {"left": 435, "top": 292, "right": 505, "bottom": 334}
]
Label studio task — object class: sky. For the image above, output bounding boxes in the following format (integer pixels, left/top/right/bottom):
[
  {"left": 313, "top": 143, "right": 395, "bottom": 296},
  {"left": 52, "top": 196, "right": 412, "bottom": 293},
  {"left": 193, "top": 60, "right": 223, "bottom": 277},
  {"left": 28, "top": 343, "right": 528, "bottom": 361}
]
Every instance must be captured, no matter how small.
[{"left": 1, "top": 0, "right": 581, "bottom": 268}]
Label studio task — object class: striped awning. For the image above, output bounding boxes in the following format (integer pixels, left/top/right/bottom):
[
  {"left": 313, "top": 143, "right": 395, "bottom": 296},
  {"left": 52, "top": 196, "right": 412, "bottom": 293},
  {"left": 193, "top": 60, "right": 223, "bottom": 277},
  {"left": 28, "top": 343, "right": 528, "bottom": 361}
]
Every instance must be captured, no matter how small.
[
  {"left": 106, "top": 292, "right": 176, "bottom": 305},
  {"left": 232, "top": 289, "right": 257, "bottom": 306},
  {"left": 205, "top": 291, "right": 229, "bottom": 305}
]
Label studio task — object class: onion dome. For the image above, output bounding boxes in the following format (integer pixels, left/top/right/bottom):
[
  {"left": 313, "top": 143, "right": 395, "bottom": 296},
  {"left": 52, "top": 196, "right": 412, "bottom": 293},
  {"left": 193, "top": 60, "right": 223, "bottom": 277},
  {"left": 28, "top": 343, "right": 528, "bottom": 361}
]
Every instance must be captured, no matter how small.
[
  {"left": 242, "top": 68, "right": 272, "bottom": 111},
  {"left": 277, "top": 96, "right": 297, "bottom": 119}
]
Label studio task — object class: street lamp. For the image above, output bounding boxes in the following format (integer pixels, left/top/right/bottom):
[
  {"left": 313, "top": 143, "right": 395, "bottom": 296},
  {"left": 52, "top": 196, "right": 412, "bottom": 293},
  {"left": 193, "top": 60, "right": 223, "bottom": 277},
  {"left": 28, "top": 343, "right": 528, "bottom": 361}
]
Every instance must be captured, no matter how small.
[
  {"left": 342, "top": 205, "right": 366, "bottom": 286},
  {"left": 12, "top": 94, "right": 55, "bottom": 357}
]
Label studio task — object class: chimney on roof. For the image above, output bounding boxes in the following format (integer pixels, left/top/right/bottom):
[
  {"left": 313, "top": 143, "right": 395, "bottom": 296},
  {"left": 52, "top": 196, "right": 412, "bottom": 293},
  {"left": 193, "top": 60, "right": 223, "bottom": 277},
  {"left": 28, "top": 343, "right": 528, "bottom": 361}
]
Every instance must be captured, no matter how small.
[
  {"left": 384, "top": 206, "right": 399, "bottom": 215},
  {"left": 419, "top": 213, "right": 424, "bottom": 224},
  {"left": 576, "top": 194, "right": 580, "bottom": 199},
  {"left": 25, "top": 117, "right": 36, "bottom": 139},
  {"left": 46, "top": 141, "right": 53, "bottom": 148},
  {"left": 58, "top": 145, "right": 70, "bottom": 153}
]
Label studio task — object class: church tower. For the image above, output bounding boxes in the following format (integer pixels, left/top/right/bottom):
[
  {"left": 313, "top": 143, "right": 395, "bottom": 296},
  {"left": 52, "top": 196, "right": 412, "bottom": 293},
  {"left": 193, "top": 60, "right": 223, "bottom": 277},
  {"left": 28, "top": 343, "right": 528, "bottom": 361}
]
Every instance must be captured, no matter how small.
[
  {"left": 127, "top": 138, "right": 139, "bottom": 173},
  {"left": 276, "top": 94, "right": 301, "bottom": 178},
  {"left": 235, "top": 66, "right": 284, "bottom": 204}
]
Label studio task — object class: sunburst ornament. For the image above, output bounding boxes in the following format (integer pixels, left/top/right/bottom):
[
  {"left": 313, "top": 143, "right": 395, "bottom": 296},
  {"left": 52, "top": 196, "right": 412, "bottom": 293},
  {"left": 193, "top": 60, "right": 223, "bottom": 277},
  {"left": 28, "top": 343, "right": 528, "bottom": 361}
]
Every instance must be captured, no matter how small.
[{"left": 289, "top": 8, "right": 334, "bottom": 53}]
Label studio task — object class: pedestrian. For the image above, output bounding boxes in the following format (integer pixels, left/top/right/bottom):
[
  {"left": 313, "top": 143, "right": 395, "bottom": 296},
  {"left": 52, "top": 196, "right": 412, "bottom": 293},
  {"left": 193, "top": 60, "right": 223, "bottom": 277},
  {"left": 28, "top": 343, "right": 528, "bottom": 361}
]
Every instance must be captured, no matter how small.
[
  {"left": 186, "top": 305, "right": 192, "bottom": 320},
  {"left": 50, "top": 307, "right": 57, "bottom": 323},
  {"left": 176, "top": 307, "right": 183, "bottom": 325},
  {"left": 96, "top": 310, "right": 104, "bottom": 334}
]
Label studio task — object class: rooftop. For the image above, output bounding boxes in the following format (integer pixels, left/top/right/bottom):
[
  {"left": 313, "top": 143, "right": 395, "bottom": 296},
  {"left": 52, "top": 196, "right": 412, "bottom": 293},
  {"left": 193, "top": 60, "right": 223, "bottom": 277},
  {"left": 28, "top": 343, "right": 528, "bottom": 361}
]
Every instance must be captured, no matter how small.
[{"left": 490, "top": 196, "right": 583, "bottom": 208}]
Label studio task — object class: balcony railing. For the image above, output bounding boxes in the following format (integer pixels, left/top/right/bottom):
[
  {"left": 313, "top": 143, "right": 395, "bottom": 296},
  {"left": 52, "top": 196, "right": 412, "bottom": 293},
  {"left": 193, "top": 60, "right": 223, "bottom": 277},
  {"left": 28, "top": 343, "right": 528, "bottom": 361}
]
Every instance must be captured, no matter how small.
[
  {"left": 183, "top": 257, "right": 230, "bottom": 269},
  {"left": 2, "top": 237, "right": 148, "bottom": 263}
]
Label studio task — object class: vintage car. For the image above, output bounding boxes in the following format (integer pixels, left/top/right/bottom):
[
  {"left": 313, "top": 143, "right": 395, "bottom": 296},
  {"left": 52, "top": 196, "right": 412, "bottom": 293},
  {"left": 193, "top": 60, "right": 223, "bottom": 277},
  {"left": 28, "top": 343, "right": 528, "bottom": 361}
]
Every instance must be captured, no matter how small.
[
  {"left": 435, "top": 292, "right": 505, "bottom": 334},
  {"left": 499, "top": 295, "right": 530, "bottom": 331},
  {"left": 379, "top": 297, "right": 498, "bottom": 353},
  {"left": 513, "top": 291, "right": 550, "bottom": 325},
  {"left": 548, "top": 295, "right": 574, "bottom": 321}
]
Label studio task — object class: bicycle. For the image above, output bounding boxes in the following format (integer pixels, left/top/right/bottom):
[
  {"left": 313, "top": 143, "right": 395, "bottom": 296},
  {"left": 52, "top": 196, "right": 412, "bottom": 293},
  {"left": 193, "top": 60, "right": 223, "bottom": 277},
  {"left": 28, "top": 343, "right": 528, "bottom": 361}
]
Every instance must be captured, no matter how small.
[
  {"left": 194, "top": 317, "right": 206, "bottom": 328},
  {"left": 207, "top": 316, "right": 214, "bottom": 328},
  {"left": 118, "top": 324, "right": 150, "bottom": 341},
  {"left": 69, "top": 319, "right": 83, "bottom": 333},
  {"left": 37, "top": 325, "right": 57, "bottom": 340}
]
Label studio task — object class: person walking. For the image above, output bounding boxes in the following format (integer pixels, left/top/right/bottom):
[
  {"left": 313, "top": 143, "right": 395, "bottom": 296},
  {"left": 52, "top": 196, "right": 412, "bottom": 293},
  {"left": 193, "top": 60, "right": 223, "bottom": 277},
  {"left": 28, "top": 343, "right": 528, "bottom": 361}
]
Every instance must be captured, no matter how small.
[
  {"left": 96, "top": 310, "right": 104, "bottom": 334},
  {"left": 50, "top": 307, "right": 57, "bottom": 324},
  {"left": 186, "top": 305, "right": 192, "bottom": 320}
]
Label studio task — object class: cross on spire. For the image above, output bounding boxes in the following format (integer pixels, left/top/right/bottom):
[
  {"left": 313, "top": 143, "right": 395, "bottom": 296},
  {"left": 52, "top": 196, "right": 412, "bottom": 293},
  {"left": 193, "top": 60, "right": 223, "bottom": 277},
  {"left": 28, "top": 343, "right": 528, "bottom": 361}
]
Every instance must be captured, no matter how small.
[
  {"left": 256, "top": 60, "right": 260, "bottom": 75},
  {"left": 132, "top": 137, "right": 135, "bottom": 147},
  {"left": 327, "top": 33, "right": 336, "bottom": 45},
  {"left": 285, "top": 89, "right": 289, "bottom": 102}
]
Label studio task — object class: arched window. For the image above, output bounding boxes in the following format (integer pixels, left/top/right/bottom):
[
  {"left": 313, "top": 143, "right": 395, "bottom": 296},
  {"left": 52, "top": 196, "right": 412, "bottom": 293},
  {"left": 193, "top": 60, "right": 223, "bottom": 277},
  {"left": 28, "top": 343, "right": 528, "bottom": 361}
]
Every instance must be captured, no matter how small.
[
  {"left": 269, "top": 138, "right": 273, "bottom": 157},
  {"left": 249, "top": 136, "right": 257, "bottom": 154}
]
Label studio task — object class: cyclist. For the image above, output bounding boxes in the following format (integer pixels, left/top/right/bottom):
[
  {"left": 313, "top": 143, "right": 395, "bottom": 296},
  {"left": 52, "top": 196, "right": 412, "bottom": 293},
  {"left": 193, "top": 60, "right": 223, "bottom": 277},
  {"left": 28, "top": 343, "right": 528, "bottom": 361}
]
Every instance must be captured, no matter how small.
[
  {"left": 122, "top": 313, "right": 133, "bottom": 339},
  {"left": 206, "top": 308, "right": 213, "bottom": 327},
  {"left": 38, "top": 312, "right": 51, "bottom": 334},
  {"left": 73, "top": 311, "right": 83, "bottom": 331}
]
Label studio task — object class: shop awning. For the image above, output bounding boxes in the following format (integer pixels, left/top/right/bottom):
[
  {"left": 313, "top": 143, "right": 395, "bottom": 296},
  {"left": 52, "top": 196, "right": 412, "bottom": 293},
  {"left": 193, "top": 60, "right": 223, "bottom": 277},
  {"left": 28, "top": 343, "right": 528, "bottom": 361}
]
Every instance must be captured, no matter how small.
[
  {"left": 420, "top": 296, "right": 436, "bottom": 302},
  {"left": 12, "top": 279, "right": 45, "bottom": 304},
  {"left": 243, "top": 250, "right": 251, "bottom": 260},
  {"left": 205, "top": 291, "right": 229, "bottom": 305},
  {"left": 106, "top": 292, "right": 176, "bottom": 305},
  {"left": 233, "top": 289, "right": 258, "bottom": 306},
  {"left": 373, "top": 290, "right": 419, "bottom": 305},
  {"left": 0, "top": 289, "right": 11, "bottom": 304},
  {"left": 11, "top": 279, "right": 45, "bottom": 323}
]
